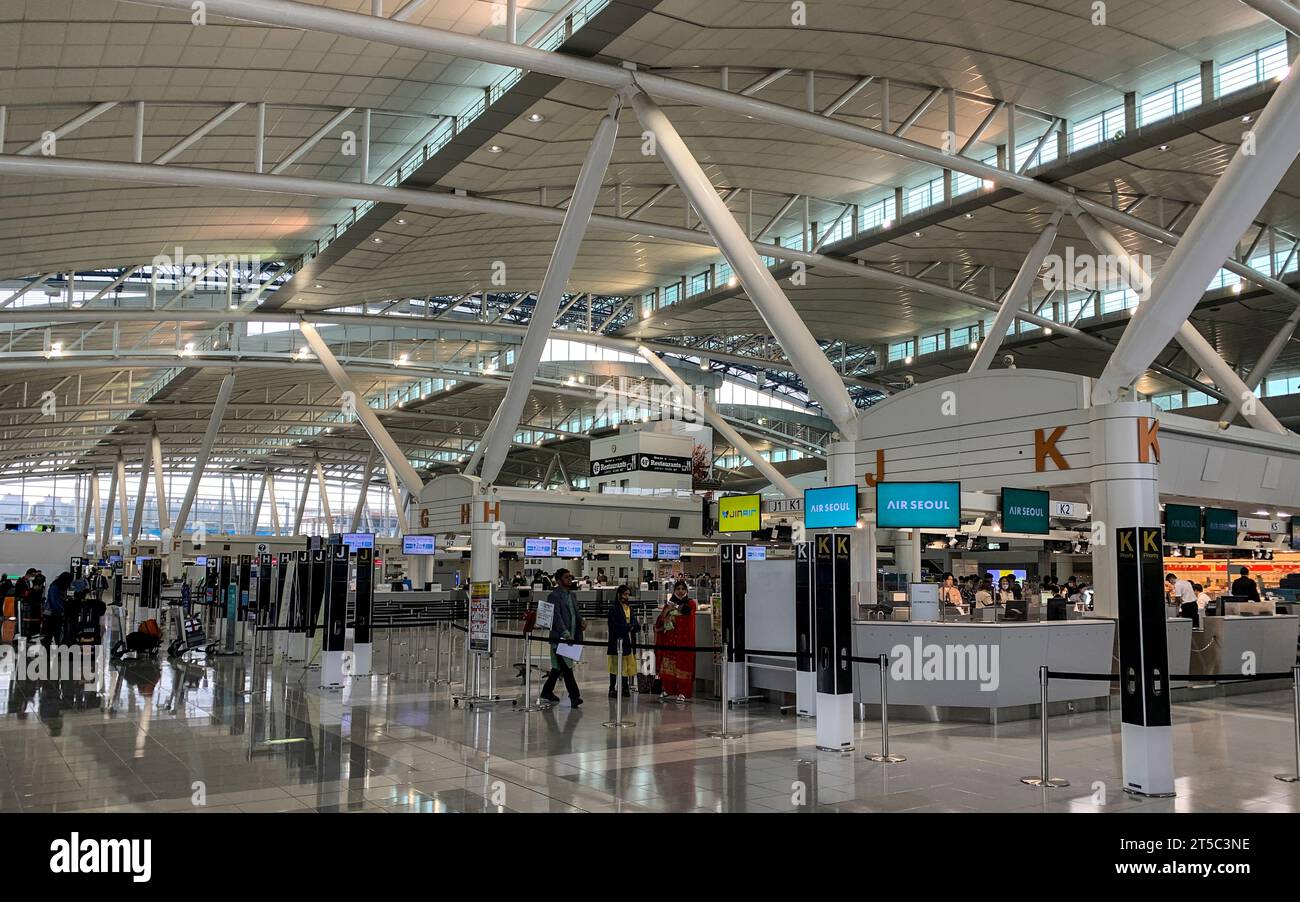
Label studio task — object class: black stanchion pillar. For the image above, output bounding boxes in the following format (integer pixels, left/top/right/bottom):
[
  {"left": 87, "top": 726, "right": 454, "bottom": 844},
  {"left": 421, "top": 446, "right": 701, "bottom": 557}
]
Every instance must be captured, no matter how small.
[
  {"left": 204, "top": 556, "right": 218, "bottom": 607},
  {"left": 307, "top": 547, "right": 328, "bottom": 661},
  {"left": 354, "top": 547, "right": 374, "bottom": 676},
  {"left": 814, "top": 532, "right": 854, "bottom": 752},
  {"left": 139, "top": 558, "right": 162, "bottom": 629},
  {"left": 320, "top": 542, "right": 348, "bottom": 687},
  {"left": 718, "top": 543, "right": 748, "bottom": 703},
  {"left": 1117, "top": 525, "right": 1174, "bottom": 797},
  {"left": 289, "top": 550, "right": 309, "bottom": 660},
  {"left": 220, "top": 555, "right": 236, "bottom": 653},
  {"left": 794, "top": 541, "right": 816, "bottom": 717}
]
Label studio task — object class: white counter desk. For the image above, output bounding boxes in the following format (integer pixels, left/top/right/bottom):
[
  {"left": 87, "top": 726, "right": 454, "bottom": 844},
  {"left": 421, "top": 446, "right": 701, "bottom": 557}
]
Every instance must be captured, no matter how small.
[
  {"left": 1189, "top": 615, "right": 1299, "bottom": 679},
  {"left": 852, "top": 619, "right": 1116, "bottom": 722}
]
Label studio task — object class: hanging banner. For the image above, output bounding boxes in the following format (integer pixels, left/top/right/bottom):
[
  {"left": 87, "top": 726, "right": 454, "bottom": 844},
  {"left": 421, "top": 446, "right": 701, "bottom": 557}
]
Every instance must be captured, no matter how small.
[{"left": 469, "top": 581, "right": 492, "bottom": 653}]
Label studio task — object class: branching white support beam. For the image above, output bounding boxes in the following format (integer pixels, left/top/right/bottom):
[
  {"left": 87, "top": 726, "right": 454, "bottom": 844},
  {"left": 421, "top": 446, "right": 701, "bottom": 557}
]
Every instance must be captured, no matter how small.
[
  {"left": 133, "top": 102, "right": 145, "bottom": 163},
  {"left": 267, "top": 471, "right": 282, "bottom": 535},
  {"left": 114, "top": 452, "right": 129, "bottom": 551},
  {"left": 292, "top": 470, "right": 310, "bottom": 535},
  {"left": 86, "top": 265, "right": 141, "bottom": 305},
  {"left": 893, "top": 87, "right": 941, "bottom": 137},
  {"left": 298, "top": 320, "right": 425, "bottom": 496},
  {"left": 638, "top": 347, "right": 800, "bottom": 496},
  {"left": 17, "top": 102, "right": 117, "bottom": 155},
  {"left": 628, "top": 184, "right": 674, "bottom": 219},
  {"left": 271, "top": 107, "right": 355, "bottom": 174},
  {"left": 102, "top": 463, "right": 118, "bottom": 547},
  {"left": 1223, "top": 305, "right": 1300, "bottom": 423},
  {"left": 822, "top": 76, "right": 873, "bottom": 117},
  {"left": 555, "top": 454, "right": 573, "bottom": 491},
  {"left": 150, "top": 427, "right": 168, "bottom": 532},
  {"left": 251, "top": 470, "right": 268, "bottom": 534},
  {"left": 81, "top": 469, "right": 98, "bottom": 550},
  {"left": 628, "top": 88, "right": 859, "bottom": 435},
  {"left": 959, "top": 100, "right": 1005, "bottom": 156},
  {"left": 391, "top": 0, "right": 429, "bottom": 20},
  {"left": 314, "top": 456, "right": 333, "bottom": 530},
  {"left": 153, "top": 102, "right": 247, "bottom": 165},
  {"left": 969, "top": 208, "right": 1064, "bottom": 372},
  {"left": 739, "top": 69, "right": 791, "bottom": 97},
  {"left": 1017, "top": 119, "right": 1060, "bottom": 174},
  {"left": 756, "top": 194, "right": 801, "bottom": 241},
  {"left": 131, "top": 437, "right": 150, "bottom": 542},
  {"left": 1093, "top": 65, "right": 1300, "bottom": 408},
  {"left": 385, "top": 461, "right": 408, "bottom": 537},
  {"left": 506, "top": 0, "right": 517, "bottom": 43},
  {"left": 1, "top": 273, "right": 54, "bottom": 309},
  {"left": 479, "top": 95, "right": 621, "bottom": 485},
  {"left": 1075, "top": 210, "right": 1287, "bottom": 432},
  {"left": 352, "top": 447, "right": 376, "bottom": 530},
  {"left": 174, "top": 370, "right": 235, "bottom": 539},
  {"left": 1240, "top": 0, "right": 1300, "bottom": 34}
]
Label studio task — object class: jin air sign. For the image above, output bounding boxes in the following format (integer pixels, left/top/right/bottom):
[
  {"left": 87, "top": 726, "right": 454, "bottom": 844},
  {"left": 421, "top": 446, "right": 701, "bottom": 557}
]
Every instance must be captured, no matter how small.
[
  {"left": 1163, "top": 504, "right": 1202, "bottom": 543},
  {"left": 875, "top": 481, "right": 960, "bottom": 529},
  {"left": 1000, "top": 488, "right": 1049, "bottom": 535},
  {"left": 718, "top": 494, "right": 762, "bottom": 532}
]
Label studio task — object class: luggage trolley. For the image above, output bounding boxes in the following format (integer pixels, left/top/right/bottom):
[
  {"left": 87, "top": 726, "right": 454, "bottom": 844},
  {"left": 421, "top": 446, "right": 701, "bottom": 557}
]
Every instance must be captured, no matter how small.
[{"left": 166, "top": 600, "right": 209, "bottom": 659}]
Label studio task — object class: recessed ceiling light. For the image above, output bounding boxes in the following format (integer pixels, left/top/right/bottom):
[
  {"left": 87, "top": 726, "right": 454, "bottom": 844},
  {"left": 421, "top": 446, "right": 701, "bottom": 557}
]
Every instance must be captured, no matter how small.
[
  {"left": 903, "top": 355, "right": 913, "bottom": 365},
  {"left": 1242, "top": 115, "right": 1253, "bottom": 123},
  {"left": 372, "top": 237, "right": 383, "bottom": 244},
  {"left": 1158, "top": 144, "right": 1170, "bottom": 151},
  {"left": 913, "top": 231, "right": 923, "bottom": 238},
  {"left": 963, "top": 213, "right": 974, "bottom": 219},
  {"left": 488, "top": 144, "right": 503, "bottom": 153},
  {"left": 395, "top": 218, "right": 407, "bottom": 225},
  {"left": 313, "top": 283, "right": 323, "bottom": 289},
  {"left": 528, "top": 113, "right": 544, "bottom": 123}
]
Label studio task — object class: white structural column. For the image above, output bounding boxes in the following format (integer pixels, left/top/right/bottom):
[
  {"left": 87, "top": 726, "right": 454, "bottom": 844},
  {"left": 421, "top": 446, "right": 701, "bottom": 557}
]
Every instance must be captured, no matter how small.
[
  {"left": 478, "top": 97, "right": 621, "bottom": 484},
  {"left": 628, "top": 88, "right": 859, "bottom": 436},
  {"left": 298, "top": 320, "right": 425, "bottom": 498},
  {"left": 385, "top": 462, "right": 408, "bottom": 536},
  {"left": 81, "top": 470, "right": 99, "bottom": 552},
  {"left": 267, "top": 472, "right": 282, "bottom": 535},
  {"left": 130, "top": 437, "right": 151, "bottom": 542},
  {"left": 352, "top": 448, "right": 376, "bottom": 530},
  {"left": 1093, "top": 64, "right": 1300, "bottom": 404},
  {"left": 101, "top": 465, "right": 118, "bottom": 551},
  {"left": 968, "top": 208, "right": 1064, "bottom": 372},
  {"left": 314, "top": 456, "right": 333, "bottom": 532},
  {"left": 114, "top": 452, "right": 129, "bottom": 553},
  {"left": 293, "top": 469, "right": 311, "bottom": 535},
  {"left": 1074, "top": 210, "right": 1288, "bottom": 433},
  {"left": 251, "top": 471, "right": 268, "bottom": 535},
  {"left": 150, "top": 427, "right": 169, "bottom": 537},
  {"left": 1223, "top": 305, "right": 1300, "bottom": 423},
  {"left": 173, "top": 370, "right": 235, "bottom": 548},
  {"left": 637, "top": 346, "right": 800, "bottom": 497},
  {"left": 1240, "top": 0, "right": 1300, "bottom": 35}
]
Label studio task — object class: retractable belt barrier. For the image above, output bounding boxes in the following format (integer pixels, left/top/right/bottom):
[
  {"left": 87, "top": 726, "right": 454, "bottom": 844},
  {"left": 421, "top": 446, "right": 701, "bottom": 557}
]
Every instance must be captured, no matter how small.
[{"left": 1021, "top": 665, "right": 1300, "bottom": 789}]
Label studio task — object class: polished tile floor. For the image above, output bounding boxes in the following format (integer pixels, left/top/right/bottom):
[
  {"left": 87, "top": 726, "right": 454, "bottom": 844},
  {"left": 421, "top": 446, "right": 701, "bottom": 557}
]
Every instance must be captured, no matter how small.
[{"left": 1, "top": 629, "right": 1297, "bottom": 813}]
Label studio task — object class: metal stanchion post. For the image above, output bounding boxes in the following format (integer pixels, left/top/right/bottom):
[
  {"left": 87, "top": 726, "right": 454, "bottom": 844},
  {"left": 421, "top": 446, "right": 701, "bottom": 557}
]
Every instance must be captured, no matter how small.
[
  {"left": 604, "top": 638, "right": 635, "bottom": 728},
  {"left": 1021, "top": 665, "right": 1069, "bottom": 787},
  {"left": 518, "top": 634, "right": 542, "bottom": 712},
  {"left": 867, "top": 653, "right": 905, "bottom": 763},
  {"left": 708, "top": 642, "right": 741, "bottom": 739},
  {"left": 385, "top": 616, "right": 395, "bottom": 677},
  {"left": 1275, "top": 664, "right": 1300, "bottom": 783}
]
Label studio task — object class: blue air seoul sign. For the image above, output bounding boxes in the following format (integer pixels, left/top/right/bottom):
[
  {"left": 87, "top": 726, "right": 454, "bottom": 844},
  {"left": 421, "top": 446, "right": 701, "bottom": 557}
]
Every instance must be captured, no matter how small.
[{"left": 875, "top": 481, "right": 961, "bottom": 529}]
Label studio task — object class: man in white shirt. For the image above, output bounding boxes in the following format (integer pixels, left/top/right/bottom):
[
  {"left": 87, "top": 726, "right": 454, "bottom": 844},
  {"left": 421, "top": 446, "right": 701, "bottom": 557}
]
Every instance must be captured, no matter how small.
[{"left": 1165, "top": 572, "right": 1197, "bottom": 609}]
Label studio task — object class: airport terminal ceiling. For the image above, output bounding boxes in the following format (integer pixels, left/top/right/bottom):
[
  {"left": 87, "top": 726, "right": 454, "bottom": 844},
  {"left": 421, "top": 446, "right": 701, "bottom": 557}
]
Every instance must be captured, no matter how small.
[{"left": 0, "top": 0, "right": 1299, "bottom": 481}]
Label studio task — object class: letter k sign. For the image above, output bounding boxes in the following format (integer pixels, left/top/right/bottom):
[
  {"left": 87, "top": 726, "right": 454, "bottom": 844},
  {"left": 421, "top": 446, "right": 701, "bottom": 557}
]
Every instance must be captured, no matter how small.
[{"left": 1034, "top": 426, "right": 1069, "bottom": 471}]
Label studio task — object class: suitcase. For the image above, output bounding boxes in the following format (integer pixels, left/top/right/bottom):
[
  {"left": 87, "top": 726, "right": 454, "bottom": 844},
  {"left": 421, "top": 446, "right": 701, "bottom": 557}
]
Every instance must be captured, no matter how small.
[{"left": 636, "top": 672, "right": 662, "bottom": 695}]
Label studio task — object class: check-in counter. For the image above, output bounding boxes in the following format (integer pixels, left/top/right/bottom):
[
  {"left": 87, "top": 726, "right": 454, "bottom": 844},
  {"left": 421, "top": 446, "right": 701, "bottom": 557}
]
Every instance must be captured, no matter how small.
[
  {"left": 1166, "top": 618, "right": 1192, "bottom": 690},
  {"left": 851, "top": 620, "right": 1116, "bottom": 721},
  {"left": 1189, "top": 614, "right": 1299, "bottom": 679}
]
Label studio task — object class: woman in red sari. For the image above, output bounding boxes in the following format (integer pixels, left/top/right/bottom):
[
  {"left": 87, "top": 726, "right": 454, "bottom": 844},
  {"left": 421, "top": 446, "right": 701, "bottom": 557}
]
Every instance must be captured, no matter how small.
[{"left": 655, "top": 580, "right": 698, "bottom": 700}]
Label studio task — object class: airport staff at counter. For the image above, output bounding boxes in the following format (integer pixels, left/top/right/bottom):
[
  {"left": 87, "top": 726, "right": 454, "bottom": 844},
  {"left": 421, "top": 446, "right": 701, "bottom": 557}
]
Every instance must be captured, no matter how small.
[{"left": 1231, "top": 566, "right": 1262, "bottom": 603}]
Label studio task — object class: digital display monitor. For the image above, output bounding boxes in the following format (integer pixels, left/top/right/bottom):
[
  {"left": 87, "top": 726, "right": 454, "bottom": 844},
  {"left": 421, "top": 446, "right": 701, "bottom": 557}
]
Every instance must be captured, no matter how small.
[
  {"left": 555, "top": 539, "right": 583, "bottom": 558},
  {"left": 745, "top": 546, "right": 767, "bottom": 561},
  {"left": 1001, "top": 487, "right": 1050, "bottom": 535},
  {"left": 1163, "top": 503, "right": 1202, "bottom": 543},
  {"left": 988, "top": 568, "right": 1027, "bottom": 584},
  {"left": 629, "top": 541, "right": 654, "bottom": 560},
  {"left": 1203, "top": 508, "right": 1239, "bottom": 546},
  {"left": 342, "top": 532, "right": 375, "bottom": 551},
  {"left": 657, "top": 543, "right": 681, "bottom": 560},
  {"left": 525, "top": 538, "right": 554, "bottom": 558},
  {"left": 108, "top": 555, "right": 122, "bottom": 564},
  {"left": 719, "top": 494, "right": 762, "bottom": 532},
  {"left": 1292, "top": 519, "right": 1300, "bottom": 552},
  {"left": 876, "top": 481, "right": 961, "bottom": 529},
  {"left": 402, "top": 535, "right": 437, "bottom": 555},
  {"left": 195, "top": 555, "right": 208, "bottom": 566},
  {"left": 804, "top": 485, "right": 859, "bottom": 529}
]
